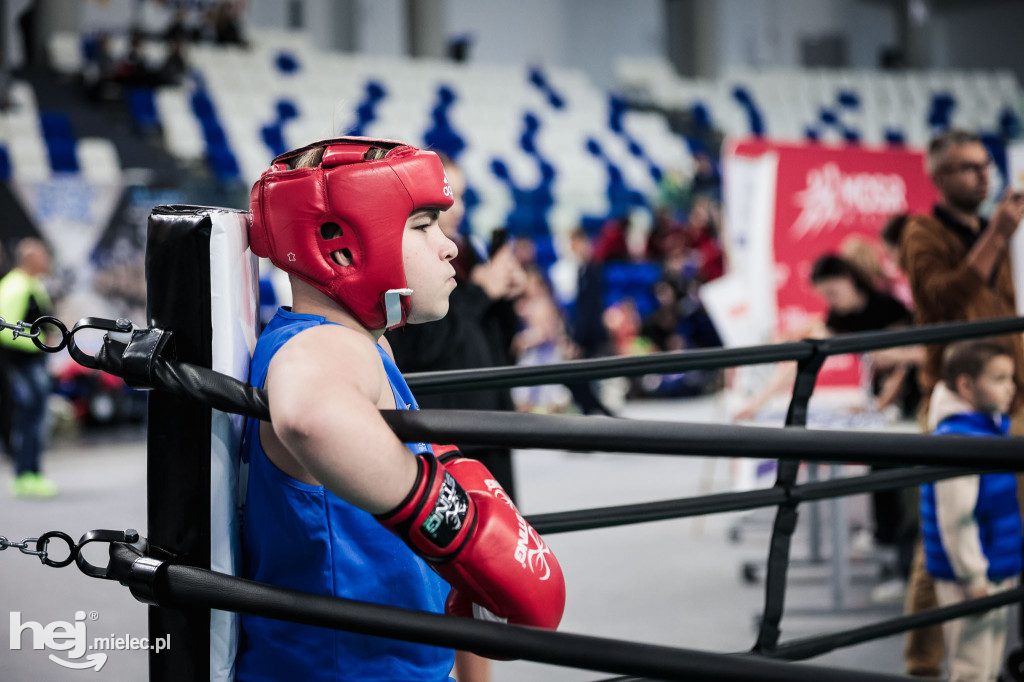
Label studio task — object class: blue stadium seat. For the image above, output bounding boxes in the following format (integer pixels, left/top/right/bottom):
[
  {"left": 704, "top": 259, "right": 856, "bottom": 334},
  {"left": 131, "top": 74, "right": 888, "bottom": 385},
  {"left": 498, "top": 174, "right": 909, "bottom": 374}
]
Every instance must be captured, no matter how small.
[
  {"left": 128, "top": 88, "right": 160, "bottom": 133},
  {"left": 260, "top": 124, "right": 287, "bottom": 158},
  {"left": 275, "top": 99, "right": 299, "bottom": 121},
  {"left": 201, "top": 121, "right": 228, "bottom": 146},
  {"left": 208, "top": 144, "right": 240, "bottom": 182},
  {"left": 732, "top": 86, "right": 765, "bottom": 136},
  {"left": 0, "top": 145, "right": 13, "bottom": 181},
  {"left": 348, "top": 81, "right": 387, "bottom": 136},
  {"left": 423, "top": 85, "right": 465, "bottom": 160},
  {"left": 191, "top": 91, "right": 216, "bottom": 120},
  {"left": 274, "top": 51, "right": 300, "bottom": 74},
  {"left": 40, "top": 111, "right": 74, "bottom": 141},
  {"left": 528, "top": 67, "right": 566, "bottom": 109},
  {"left": 47, "top": 138, "right": 79, "bottom": 172},
  {"left": 837, "top": 90, "right": 860, "bottom": 109},
  {"left": 884, "top": 128, "right": 906, "bottom": 146},
  {"left": 39, "top": 111, "right": 78, "bottom": 173}
]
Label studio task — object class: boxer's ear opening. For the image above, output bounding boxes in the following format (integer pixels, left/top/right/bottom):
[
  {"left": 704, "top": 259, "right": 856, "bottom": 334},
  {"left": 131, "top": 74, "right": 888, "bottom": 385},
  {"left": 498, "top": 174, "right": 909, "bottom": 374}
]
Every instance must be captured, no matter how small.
[
  {"left": 320, "top": 222, "right": 352, "bottom": 266},
  {"left": 331, "top": 248, "right": 353, "bottom": 267},
  {"left": 320, "top": 222, "right": 342, "bottom": 240}
]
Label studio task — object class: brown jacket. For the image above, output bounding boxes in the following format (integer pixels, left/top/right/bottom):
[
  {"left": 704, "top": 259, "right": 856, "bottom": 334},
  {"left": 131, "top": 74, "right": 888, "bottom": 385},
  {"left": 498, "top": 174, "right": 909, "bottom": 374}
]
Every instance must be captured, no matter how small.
[{"left": 898, "top": 212, "right": 1024, "bottom": 426}]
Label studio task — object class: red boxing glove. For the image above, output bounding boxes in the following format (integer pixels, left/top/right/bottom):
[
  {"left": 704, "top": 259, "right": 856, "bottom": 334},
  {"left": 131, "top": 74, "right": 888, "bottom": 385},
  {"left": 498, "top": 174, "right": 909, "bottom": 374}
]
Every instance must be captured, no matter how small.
[{"left": 375, "top": 447, "right": 565, "bottom": 631}]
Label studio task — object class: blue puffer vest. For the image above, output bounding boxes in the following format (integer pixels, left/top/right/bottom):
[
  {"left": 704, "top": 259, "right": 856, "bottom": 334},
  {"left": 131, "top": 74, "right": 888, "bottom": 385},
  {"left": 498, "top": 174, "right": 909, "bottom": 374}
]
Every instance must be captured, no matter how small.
[{"left": 920, "top": 412, "right": 1021, "bottom": 582}]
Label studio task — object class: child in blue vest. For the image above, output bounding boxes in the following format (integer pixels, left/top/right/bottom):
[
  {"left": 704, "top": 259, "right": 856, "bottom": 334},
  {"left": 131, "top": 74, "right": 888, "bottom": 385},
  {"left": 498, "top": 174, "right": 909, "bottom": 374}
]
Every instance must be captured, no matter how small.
[{"left": 920, "top": 339, "right": 1021, "bottom": 682}]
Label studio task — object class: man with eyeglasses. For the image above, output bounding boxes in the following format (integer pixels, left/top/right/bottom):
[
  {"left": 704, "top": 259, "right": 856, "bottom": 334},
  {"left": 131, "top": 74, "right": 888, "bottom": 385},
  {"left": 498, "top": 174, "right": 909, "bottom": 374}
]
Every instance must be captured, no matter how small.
[{"left": 899, "top": 128, "right": 1024, "bottom": 678}]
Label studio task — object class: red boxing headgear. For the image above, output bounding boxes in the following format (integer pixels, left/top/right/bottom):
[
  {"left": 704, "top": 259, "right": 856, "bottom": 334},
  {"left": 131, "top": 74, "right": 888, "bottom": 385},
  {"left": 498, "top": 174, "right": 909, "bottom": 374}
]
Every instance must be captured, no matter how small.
[{"left": 249, "top": 137, "right": 454, "bottom": 329}]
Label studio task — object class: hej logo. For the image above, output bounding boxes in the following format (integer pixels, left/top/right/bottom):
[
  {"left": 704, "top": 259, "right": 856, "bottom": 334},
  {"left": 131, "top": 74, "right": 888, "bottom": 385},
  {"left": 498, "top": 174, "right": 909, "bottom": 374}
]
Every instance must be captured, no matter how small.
[{"left": 10, "top": 610, "right": 106, "bottom": 671}]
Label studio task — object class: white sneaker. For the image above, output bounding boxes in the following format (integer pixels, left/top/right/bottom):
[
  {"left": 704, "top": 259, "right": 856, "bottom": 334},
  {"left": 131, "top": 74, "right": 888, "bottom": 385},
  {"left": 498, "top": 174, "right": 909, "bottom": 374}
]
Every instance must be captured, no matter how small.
[
  {"left": 870, "top": 578, "right": 906, "bottom": 604},
  {"left": 849, "top": 528, "right": 875, "bottom": 558}
]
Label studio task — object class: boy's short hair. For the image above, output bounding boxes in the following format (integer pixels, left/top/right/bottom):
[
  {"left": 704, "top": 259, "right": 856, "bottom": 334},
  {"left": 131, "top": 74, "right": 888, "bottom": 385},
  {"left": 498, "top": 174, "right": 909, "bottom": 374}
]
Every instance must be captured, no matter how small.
[{"left": 941, "top": 339, "right": 1014, "bottom": 390}]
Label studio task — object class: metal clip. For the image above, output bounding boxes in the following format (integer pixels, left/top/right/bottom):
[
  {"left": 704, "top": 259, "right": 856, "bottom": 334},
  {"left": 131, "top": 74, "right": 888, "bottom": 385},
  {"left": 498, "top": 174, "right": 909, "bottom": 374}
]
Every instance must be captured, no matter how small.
[
  {"left": 0, "top": 535, "right": 46, "bottom": 563},
  {"left": 75, "top": 529, "right": 142, "bottom": 579},
  {"left": 0, "top": 535, "right": 25, "bottom": 551},
  {"left": 10, "top": 320, "right": 40, "bottom": 341},
  {"left": 0, "top": 316, "right": 70, "bottom": 352},
  {"left": 67, "top": 317, "right": 134, "bottom": 369},
  {"left": 0, "top": 531, "right": 79, "bottom": 567},
  {"left": 0, "top": 317, "right": 32, "bottom": 339}
]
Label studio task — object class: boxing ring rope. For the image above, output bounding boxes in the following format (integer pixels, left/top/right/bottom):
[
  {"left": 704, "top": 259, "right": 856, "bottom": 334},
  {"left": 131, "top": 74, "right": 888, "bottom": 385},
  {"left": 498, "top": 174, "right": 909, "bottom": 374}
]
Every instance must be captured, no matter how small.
[
  {"left": 13, "top": 313, "right": 1024, "bottom": 680},
  {"left": 397, "top": 313, "right": 1024, "bottom": 658},
  {"left": 527, "top": 465, "right": 970, "bottom": 534},
  {"left": 379, "top": 409, "right": 1024, "bottom": 468},
  {"left": 101, "top": 553, "right": 906, "bottom": 682},
  {"left": 404, "top": 316, "right": 1024, "bottom": 393}
]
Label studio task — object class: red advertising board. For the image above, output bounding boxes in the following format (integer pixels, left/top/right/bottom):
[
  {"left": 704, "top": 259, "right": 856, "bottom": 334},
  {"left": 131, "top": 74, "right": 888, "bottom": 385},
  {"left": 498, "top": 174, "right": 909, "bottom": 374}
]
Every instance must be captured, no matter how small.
[{"left": 729, "top": 140, "right": 938, "bottom": 386}]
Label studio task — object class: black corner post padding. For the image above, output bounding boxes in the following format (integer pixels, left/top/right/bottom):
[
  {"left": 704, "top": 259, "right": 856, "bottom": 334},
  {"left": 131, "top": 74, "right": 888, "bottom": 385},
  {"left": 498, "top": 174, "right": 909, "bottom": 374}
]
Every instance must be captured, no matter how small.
[{"left": 145, "top": 205, "right": 218, "bottom": 682}]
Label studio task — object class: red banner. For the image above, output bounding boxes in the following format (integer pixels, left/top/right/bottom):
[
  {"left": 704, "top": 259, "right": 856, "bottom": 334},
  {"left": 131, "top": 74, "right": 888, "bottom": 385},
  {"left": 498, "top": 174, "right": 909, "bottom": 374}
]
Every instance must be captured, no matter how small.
[{"left": 729, "top": 140, "right": 938, "bottom": 386}]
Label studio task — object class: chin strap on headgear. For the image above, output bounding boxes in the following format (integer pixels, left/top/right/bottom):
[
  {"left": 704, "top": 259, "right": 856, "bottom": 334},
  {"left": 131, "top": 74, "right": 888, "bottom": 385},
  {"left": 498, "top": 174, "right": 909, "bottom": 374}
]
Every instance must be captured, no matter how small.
[{"left": 248, "top": 137, "right": 454, "bottom": 330}]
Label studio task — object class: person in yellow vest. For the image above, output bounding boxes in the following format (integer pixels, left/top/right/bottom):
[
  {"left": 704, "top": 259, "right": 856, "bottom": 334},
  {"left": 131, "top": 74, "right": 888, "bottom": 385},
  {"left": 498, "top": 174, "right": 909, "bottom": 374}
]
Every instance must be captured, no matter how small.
[{"left": 0, "top": 238, "right": 56, "bottom": 497}]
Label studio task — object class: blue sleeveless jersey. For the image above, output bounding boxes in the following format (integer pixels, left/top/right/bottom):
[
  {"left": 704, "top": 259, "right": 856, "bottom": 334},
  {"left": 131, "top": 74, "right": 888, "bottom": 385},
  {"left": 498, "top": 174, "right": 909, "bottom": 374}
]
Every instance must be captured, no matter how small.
[{"left": 235, "top": 308, "right": 454, "bottom": 682}]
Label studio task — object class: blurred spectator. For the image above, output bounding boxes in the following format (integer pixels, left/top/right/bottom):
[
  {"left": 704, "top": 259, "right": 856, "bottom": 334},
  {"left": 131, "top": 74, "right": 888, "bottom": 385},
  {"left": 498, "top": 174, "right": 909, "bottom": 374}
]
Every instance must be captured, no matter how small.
[
  {"left": 813, "top": 254, "right": 921, "bottom": 598},
  {"left": 636, "top": 278, "right": 720, "bottom": 397},
  {"left": 116, "top": 29, "right": 152, "bottom": 86},
  {"left": 565, "top": 228, "right": 614, "bottom": 416},
  {"left": 657, "top": 167, "right": 692, "bottom": 212},
  {"left": 137, "top": 0, "right": 175, "bottom": 39},
  {"left": 645, "top": 206, "right": 687, "bottom": 262},
  {"left": 17, "top": 1, "right": 39, "bottom": 67},
  {"left": 809, "top": 254, "right": 920, "bottom": 416},
  {"left": 83, "top": 31, "right": 119, "bottom": 101},
  {"left": 0, "top": 239, "right": 56, "bottom": 498},
  {"left": 213, "top": 1, "right": 248, "bottom": 46},
  {"left": 387, "top": 154, "right": 525, "bottom": 682},
  {"left": 158, "top": 36, "right": 189, "bottom": 85},
  {"left": 511, "top": 267, "right": 573, "bottom": 414},
  {"left": 875, "top": 213, "right": 916, "bottom": 309},
  {"left": 603, "top": 299, "right": 643, "bottom": 357},
  {"left": 641, "top": 280, "right": 686, "bottom": 352},
  {"left": 734, "top": 253, "right": 919, "bottom": 421},
  {"left": 567, "top": 228, "right": 607, "bottom": 357},
  {"left": 163, "top": 7, "right": 194, "bottom": 43},
  {"left": 899, "top": 128, "right": 1024, "bottom": 678},
  {"left": 691, "top": 152, "right": 722, "bottom": 201},
  {"left": 880, "top": 213, "right": 911, "bottom": 262},
  {"left": 593, "top": 215, "right": 631, "bottom": 263},
  {"left": 686, "top": 195, "right": 723, "bottom": 284},
  {"left": 658, "top": 242, "right": 722, "bottom": 351},
  {"left": 899, "top": 131, "right": 1024, "bottom": 422},
  {"left": 839, "top": 235, "right": 890, "bottom": 294},
  {"left": 386, "top": 155, "right": 525, "bottom": 500}
]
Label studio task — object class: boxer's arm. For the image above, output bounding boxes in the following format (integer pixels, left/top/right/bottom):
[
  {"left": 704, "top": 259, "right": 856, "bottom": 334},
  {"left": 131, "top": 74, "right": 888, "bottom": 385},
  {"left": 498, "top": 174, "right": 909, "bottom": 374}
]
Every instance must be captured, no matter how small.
[{"left": 265, "top": 324, "right": 418, "bottom": 514}]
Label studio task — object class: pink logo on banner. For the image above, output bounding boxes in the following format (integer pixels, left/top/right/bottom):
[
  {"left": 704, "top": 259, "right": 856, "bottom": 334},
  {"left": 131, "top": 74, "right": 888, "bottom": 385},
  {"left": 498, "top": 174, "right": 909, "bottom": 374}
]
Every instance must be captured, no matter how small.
[
  {"left": 731, "top": 141, "right": 937, "bottom": 387},
  {"left": 791, "top": 163, "right": 909, "bottom": 240}
]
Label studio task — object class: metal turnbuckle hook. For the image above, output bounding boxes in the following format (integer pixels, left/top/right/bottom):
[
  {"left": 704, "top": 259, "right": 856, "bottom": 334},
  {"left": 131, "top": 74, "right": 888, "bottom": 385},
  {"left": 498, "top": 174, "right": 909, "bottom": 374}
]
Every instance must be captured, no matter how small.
[{"left": 66, "top": 317, "right": 134, "bottom": 370}]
